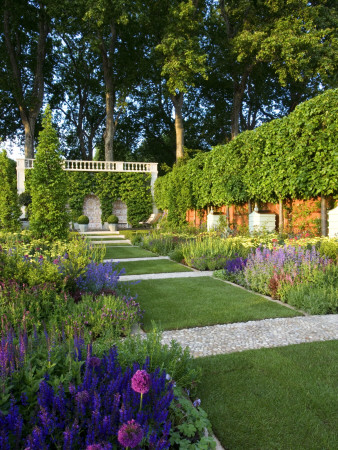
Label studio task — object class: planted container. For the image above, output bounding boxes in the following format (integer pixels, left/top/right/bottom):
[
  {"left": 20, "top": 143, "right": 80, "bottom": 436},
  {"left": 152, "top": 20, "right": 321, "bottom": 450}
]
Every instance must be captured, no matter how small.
[
  {"left": 77, "top": 215, "right": 89, "bottom": 232},
  {"left": 107, "top": 214, "right": 119, "bottom": 232}
]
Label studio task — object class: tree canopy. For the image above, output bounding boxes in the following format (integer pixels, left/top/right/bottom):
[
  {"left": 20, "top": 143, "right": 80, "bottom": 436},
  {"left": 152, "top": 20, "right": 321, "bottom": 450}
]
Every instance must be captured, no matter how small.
[{"left": 1, "top": 0, "right": 337, "bottom": 163}]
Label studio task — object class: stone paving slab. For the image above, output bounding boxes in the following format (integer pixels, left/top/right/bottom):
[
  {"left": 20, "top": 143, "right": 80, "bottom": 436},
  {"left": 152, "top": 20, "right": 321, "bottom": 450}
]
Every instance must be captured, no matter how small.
[
  {"left": 160, "top": 315, "right": 338, "bottom": 358},
  {"left": 119, "top": 271, "right": 214, "bottom": 281},
  {"left": 79, "top": 231, "right": 120, "bottom": 235},
  {"left": 106, "top": 256, "right": 170, "bottom": 262},
  {"left": 87, "top": 235, "right": 126, "bottom": 239}
]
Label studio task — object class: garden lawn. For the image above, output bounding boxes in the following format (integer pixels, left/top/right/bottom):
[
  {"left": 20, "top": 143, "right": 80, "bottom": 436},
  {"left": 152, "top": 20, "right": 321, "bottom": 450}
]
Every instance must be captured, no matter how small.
[
  {"left": 104, "top": 246, "right": 157, "bottom": 259},
  {"left": 126, "top": 277, "right": 299, "bottom": 331},
  {"left": 115, "top": 259, "right": 192, "bottom": 275},
  {"left": 194, "top": 340, "right": 338, "bottom": 450}
]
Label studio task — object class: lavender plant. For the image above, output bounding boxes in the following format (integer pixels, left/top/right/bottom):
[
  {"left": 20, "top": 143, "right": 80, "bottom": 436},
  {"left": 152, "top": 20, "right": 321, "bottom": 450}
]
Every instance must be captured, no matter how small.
[
  {"left": 76, "top": 261, "right": 125, "bottom": 294},
  {"left": 244, "top": 245, "right": 330, "bottom": 297}
]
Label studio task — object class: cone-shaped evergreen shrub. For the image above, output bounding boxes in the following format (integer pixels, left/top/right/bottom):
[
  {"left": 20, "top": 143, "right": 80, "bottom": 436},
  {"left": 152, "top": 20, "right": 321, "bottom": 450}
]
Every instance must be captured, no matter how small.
[
  {"left": 29, "top": 106, "right": 69, "bottom": 240},
  {"left": 0, "top": 150, "right": 21, "bottom": 231}
]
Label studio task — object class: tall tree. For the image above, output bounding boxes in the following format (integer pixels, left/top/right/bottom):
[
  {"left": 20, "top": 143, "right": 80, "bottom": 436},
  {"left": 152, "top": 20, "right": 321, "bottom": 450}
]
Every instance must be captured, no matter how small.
[
  {"left": 53, "top": 33, "right": 105, "bottom": 160},
  {"left": 29, "top": 105, "right": 69, "bottom": 240},
  {"left": 81, "top": 0, "right": 147, "bottom": 161},
  {"left": 156, "top": 0, "right": 208, "bottom": 161},
  {"left": 2, "top": 0, "right": 50, "bottom": 157},
  {"left": 207, "top": 0, "right": 338, "bottom": 139}
]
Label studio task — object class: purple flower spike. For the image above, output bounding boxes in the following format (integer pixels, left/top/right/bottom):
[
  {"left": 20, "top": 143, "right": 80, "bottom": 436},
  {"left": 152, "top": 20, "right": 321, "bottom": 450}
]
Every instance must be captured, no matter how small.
[
  {"left": 117, "top": 420, "right": 143, "bottom": 448},
  {"left": 131, "top": 370, "right": 151, "bottom": 394}
]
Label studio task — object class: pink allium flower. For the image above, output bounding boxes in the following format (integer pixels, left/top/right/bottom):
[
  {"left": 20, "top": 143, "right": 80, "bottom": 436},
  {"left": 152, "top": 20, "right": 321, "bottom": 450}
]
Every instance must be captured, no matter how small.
[
  {"left": 117, "top": 420, "right": 143, "bottom": 448},
  {"left": 131, "top": 369, "right": 151, "bottom": 394}
]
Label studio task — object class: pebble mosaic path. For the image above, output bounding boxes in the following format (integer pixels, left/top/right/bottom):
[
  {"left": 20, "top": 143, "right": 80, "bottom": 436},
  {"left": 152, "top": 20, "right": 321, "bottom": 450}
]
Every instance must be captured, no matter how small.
[{"left": 160, "top": 315, "right": 338, "bottom": 357}]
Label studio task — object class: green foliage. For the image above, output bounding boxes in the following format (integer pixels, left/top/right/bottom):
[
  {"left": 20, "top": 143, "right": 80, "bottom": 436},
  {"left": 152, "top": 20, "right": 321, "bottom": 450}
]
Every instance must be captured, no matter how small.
[
  {"left": 29, "top": 106, "right": 70, "bottom": 240},
  {"left": 280, "top": 264, "right": 338, "bottom": 314},
  {"left": 181, "top": 236, "right": 249, "bottom": 271},
  {"left": 65, "top": 172, "right": 152, "bottom": 227},
  {"left": 101, "top": 328, "right": 201, "bottom": 391},
  {"left": 156, "top": 0, "right": 207, "bottom": 95},
  {"left": 0, "top": 232, "right": 105, "bottom": 293},
  {"left": 155, "top": 90, "right": 338, "bottom": 222},
  {"left": 0, "top": 150, "right": 21, "bottom": 231},
  {"left": 77, "top": 215, "right": 89, "bottom": 224},
  {"left": 170, "top": 387, "right": 216, "bottom": 449},
  {"left": 107, "top": 214, "right": 118, "bottom": 224},
  {"left": 318, "top": 239, "right": 338, "bottom": 263},
  {"left": 18, "top": 191, "right": 32, "bottom": 207}
]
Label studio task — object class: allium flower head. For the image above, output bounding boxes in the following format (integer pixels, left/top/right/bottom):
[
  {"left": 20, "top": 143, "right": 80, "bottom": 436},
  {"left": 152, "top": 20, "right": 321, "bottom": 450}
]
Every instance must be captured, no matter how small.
[
  {"left": 75, "top": 390, "right": 90, "bottom": 405},
  {"left": 89, "top": 356, "right": 101, "bottom": 368},
  {"left": 117, "top": 420, "right": 143, "bottom": 448},
  {"left": 131, "top": 369, "right": 151, "bottom": 394}
]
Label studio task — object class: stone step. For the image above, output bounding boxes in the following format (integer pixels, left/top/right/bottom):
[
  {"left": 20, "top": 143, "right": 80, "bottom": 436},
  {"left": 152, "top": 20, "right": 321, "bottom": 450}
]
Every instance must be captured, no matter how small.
[
  {"left": 91, "top": 239, "right": 131, "bottom": 244},
  {"left": 105, "top": 256, "right": 170, "bottom": 262},
  {"left": 120, "top": 271, "right": 213, "bottom": 281}
]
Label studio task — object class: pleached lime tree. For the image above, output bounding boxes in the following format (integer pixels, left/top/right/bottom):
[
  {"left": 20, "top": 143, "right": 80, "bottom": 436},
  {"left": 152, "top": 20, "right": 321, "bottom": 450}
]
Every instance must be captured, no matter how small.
[
  {"left": 0, "top": 149, "right": 21, "bottom": 231},
  {"left": 29, "top": 105, "right": 69, "bottom": 240}
]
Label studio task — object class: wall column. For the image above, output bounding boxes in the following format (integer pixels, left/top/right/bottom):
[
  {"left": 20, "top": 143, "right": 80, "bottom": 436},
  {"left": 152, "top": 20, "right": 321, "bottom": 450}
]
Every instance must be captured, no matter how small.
[{"left": 150, "top": 164, "right": 158, "bottom": 214}]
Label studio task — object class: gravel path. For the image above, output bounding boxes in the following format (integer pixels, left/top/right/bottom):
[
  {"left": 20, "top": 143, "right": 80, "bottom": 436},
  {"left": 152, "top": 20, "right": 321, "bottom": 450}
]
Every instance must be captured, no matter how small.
[{"left": 160, "top": 315, "right": 338, "bottom": 357}]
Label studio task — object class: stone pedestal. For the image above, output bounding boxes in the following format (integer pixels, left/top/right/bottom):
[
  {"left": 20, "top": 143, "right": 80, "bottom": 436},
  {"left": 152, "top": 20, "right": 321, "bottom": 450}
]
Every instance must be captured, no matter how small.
[
  {"left": 249, "top": 211, "right": 276, "bottom": 233},
  {"left": 328, "top": 206, "right": 338, "bottom": 238},
  {"left": 207, "top": 213, "right": 225, "bottom": 231}
]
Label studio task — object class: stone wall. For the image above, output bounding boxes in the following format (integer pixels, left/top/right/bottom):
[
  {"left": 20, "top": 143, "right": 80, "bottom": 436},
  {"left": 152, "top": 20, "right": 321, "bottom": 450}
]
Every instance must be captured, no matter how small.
[{"left": 82, "top": 194, "right": 129, "bottom": 230}]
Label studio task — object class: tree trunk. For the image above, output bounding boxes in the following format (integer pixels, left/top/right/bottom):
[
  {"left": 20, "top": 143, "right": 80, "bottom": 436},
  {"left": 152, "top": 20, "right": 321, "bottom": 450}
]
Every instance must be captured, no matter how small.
[
  {"left": 171, "top": 92, "right": 184, "bottom": 161},
  {"left": 23, "top": 118, "right": 36, "bottom": 159},
  {"left": 104, "top": 90, "right": 115, "bottom": 161},
  {"left": 321, "top": 195, "right": 327, "bottom": 236},
  {"left": 230, "top": 67, "right": 254, "bottom": 139},
  {"left": 248, "top": 199, "right": 252, "bottom": 214},
  {"left": 279, "top": 198, "right": 284, "bottom": 233},
  {"left": 3, "top": 1, "right": 48, "bottom": 158}
]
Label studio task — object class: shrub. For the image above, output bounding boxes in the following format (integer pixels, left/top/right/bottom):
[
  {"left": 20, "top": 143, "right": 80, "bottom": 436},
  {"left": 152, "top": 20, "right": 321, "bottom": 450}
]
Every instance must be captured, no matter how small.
[
  {"left": 181, "top": 236, "right": 248, "bottom": 270},
  {"left": 64, "top": 293, "right": 143, "bottom": 340},
  {"left": 107, "top": 214, "right": 118, "bottom": 224},
  {"left": 29, "top": 106, "right": 69, "bottom": 240},
  {"left": 0, "top": 280, "right": 68, "bottom": 333},
  {"left": 318, "top": 238, "right": 338, "bottom": 263},
  {"left": 279, "top": 264, "right": 338, "bottom": 314},
  {"left": 77, "top": 215, "right": 89, "bottom": 225},
  {"left": 0, "top": 150, "right": 21, "bottom": 232}
]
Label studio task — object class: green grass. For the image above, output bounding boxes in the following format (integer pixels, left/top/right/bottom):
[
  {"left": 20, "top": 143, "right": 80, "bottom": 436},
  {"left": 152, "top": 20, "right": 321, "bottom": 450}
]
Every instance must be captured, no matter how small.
[
  {"left": 116, "top": 259, "right": 192, "bottom": 275},
  {"left": 104, "top": 246, "right": 157, "bottom": 259},
  {"left": 127, "top": 277, "right": 299, "bottom": 331},
  {"left": 194, "top": 341, "right": 338, "bottom": 449}
]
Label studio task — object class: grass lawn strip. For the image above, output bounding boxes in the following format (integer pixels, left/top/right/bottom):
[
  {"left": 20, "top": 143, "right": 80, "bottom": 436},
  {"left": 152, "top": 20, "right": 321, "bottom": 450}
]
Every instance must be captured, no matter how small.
[
  {"left": 104, "top": 246, "right": 157, "bottom": 259},
  {"left": 126, "top": 277, "right": 299, "bottom": 332},
  {"left": 194, "top": 340, "right": 338, "bottom": 449},
  {"left": 114, "top": 259, "right": 193, "bottom": 275}
]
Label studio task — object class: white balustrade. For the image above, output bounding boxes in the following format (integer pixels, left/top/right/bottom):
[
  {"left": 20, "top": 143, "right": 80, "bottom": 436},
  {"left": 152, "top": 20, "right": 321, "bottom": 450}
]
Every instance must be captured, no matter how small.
[{"left": 17, "top": 158, "right": 159, "bottom": 215}]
